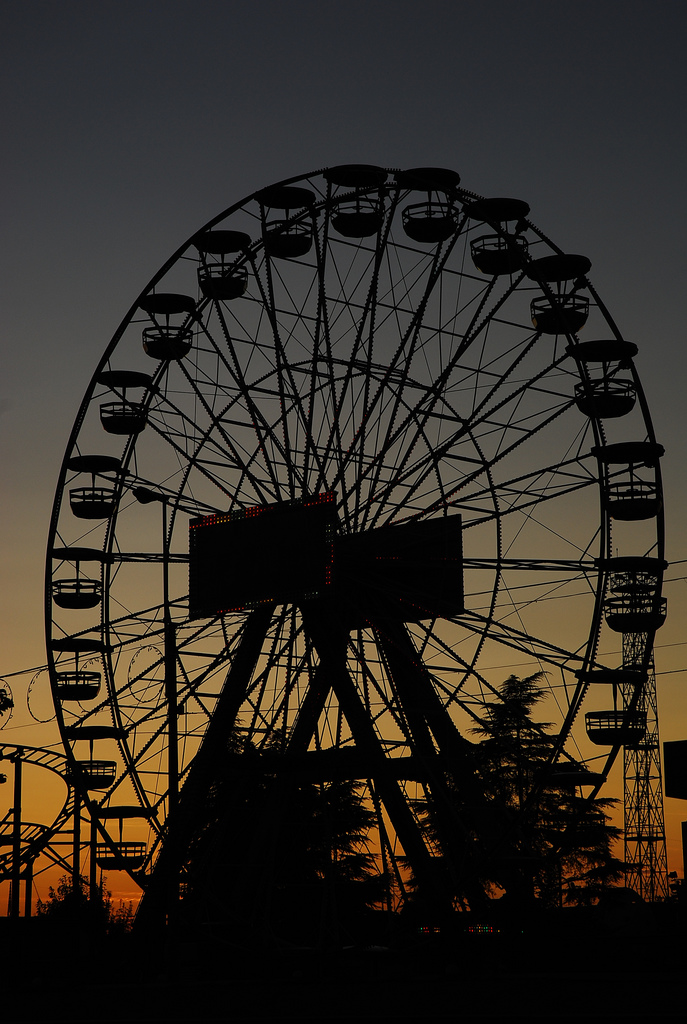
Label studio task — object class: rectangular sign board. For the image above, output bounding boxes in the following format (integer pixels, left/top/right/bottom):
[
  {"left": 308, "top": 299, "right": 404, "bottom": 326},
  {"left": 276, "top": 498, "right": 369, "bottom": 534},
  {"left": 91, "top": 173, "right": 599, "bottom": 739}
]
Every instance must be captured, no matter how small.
[
  {"left": 189, "top": 493, "right": 337, "bottom": 618},
  {"left": 189, "top": 493, "right": 462, "bottom": 625},
  {"left": 664, "top": 740, "right": 687, "bottom": 800}
]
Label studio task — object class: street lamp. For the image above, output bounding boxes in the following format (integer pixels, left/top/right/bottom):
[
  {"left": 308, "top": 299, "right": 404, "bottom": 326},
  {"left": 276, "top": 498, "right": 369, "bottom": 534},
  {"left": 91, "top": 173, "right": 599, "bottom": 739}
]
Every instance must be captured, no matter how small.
[{"left": 133, "top": 487, "right": 178, "bottom": 814}]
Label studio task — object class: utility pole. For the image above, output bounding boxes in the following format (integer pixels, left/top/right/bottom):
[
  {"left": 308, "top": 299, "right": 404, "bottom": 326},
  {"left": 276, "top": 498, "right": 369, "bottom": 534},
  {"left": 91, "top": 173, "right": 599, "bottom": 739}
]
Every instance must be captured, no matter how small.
[{"left": 11, "top": 749, "right": 23, "bottom": 918}]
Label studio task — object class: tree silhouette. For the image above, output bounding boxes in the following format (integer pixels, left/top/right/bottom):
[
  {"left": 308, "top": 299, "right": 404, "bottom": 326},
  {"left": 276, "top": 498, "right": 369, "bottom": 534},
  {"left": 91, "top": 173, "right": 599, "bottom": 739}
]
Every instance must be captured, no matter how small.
[
  {"left": 180, "top": 731, "right": 387, "bottom": 943},
  {"left": 36, "top": 873, "right": 135, "bottom": 932},
  {"left": 473, "top": 673, "right": 624, "bottom": 907},
  {"left": 415, "top": 673, "right": 624, "bottom": 910}
]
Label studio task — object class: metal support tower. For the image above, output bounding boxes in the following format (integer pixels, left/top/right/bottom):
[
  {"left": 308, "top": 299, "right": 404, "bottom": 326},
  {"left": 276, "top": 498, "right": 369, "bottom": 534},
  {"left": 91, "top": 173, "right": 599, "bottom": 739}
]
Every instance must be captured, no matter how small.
[{"left": 622, "top": 632, "right": 668, "bottom": 901}]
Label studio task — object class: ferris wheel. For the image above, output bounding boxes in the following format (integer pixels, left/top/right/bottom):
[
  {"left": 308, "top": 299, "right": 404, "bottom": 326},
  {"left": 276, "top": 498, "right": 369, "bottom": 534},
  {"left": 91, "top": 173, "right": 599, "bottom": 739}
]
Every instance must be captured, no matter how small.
[{"left": 46, "top": 165, "right": 665, "bottom": 914}]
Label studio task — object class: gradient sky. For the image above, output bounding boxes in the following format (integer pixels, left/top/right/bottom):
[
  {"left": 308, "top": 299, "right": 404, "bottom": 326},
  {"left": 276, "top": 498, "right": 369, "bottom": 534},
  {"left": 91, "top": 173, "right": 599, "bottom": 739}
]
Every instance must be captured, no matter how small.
[{"left": 2, "top": 0, "right": 687, "bottom": 887}]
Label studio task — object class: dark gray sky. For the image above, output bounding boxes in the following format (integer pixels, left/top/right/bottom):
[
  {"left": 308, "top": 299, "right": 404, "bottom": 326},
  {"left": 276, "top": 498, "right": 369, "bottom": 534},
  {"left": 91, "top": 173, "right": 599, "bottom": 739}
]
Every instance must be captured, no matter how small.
[{"left": 2, "top": 0, "right": 687, "bottom": 864}]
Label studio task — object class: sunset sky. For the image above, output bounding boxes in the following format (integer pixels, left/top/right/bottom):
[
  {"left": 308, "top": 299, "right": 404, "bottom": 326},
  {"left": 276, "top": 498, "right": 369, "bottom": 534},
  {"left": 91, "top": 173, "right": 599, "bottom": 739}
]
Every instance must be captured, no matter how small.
[{"left": 2, "top": 0, "right": 687, "bottom": 898}]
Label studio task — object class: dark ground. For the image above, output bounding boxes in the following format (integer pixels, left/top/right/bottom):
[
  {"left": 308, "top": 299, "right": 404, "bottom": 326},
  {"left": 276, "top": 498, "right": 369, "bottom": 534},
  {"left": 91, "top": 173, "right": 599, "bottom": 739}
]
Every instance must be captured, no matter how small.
[{"left": 2, "top": 904, "right": 685, "bottom": 1023}]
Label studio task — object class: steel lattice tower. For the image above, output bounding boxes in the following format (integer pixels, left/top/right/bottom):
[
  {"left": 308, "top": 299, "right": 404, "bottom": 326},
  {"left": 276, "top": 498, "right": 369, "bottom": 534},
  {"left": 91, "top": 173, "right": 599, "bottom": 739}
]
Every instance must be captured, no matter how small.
[{"left": 622, "top": 633, "right": 668, "bottom": 901}]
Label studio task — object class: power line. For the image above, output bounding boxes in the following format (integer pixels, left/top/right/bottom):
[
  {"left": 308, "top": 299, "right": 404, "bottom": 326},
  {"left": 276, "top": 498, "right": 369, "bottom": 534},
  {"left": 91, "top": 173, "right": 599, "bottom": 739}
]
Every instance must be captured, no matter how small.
[{"left": 0, "top": 665, "right": 46, "bottom": 679}]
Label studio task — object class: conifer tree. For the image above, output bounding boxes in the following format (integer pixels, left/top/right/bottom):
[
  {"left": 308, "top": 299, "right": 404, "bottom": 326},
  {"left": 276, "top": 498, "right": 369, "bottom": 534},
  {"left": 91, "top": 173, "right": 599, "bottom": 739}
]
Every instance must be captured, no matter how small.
[
  {"left": 413, "top": 673, "right": 624, "bottom": 909},
  {"left": 471, "top": 673, "right": 624, "bottom": 907}
]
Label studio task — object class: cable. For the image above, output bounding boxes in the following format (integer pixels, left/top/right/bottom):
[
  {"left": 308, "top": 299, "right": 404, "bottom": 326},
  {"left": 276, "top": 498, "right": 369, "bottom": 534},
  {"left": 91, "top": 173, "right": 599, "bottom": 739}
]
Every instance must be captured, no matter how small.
[{"left": 0, "top": 664, "right": 48, "bottom": 679}]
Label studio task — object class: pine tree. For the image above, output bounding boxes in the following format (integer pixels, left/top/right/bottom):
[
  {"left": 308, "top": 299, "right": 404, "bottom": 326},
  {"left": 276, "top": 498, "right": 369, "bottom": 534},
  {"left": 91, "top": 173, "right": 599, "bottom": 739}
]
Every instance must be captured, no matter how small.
[
  {"left": 413, "top": 674, "right": 624, "bottom": 910},
  {"left": 180, "top": 731, "right": 387, "bottom": 940},
  {"left": 472, "top": 673, "right": 625, "bottom": 907}
]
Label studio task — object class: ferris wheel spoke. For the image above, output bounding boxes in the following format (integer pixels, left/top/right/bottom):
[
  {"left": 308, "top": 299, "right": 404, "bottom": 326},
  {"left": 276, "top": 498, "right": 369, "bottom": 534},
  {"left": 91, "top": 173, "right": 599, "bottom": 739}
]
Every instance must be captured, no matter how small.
[
  {"left": 194, "top": 303, "right": 298, "bottom": 499},
  {"left": 355, "top": 240, "right": 445, "bottom": 442},
  {"left": 313, "top": 203, "right": 402, "bottom": 521},
  {"left": 354, "top": 279, "right": 538, "bottom": 502},
  {"left": 461, "top": 349, "right": 573, "bottom": 439},
  {"left": 330, "top": 228, "right": 465, "bottom": 520},
  {"left": 174, "top": 353, "right": 283, "bottom": 504},
  {"left": 448, "top": 263, "right": 531, "bottom": 363},
  {"left": 460, "top": 449, "right": 597, "bottom": 504},
  {"left": 142, "top": 388, "right": 252, "bottom": 504},
  {"left": 252, "top": 215, "right": 322, "bottom": 498},
  {"left": 454, "top": 355, "right": 572, "bottom": 452},
  {"left": 240, "top": 608, "right": 304, "bottom": 741},
  {"left": 341, "top": 397, "right": 447, "bottom": 529},
  {"left": 118, "top": 714, "right": 170, "bottom": 775},
  {"left": 410, "top": 397, "right": 587, "bottom": 522},
  {"left": 463, "top": 556, "right": 597, "bottom": 572},
  {"left": 480, "top": 569, "right": 597, "bottom": 623},
  {"left": 315, "top": 198, "right": 406, "bottom": 487},
  {"left": 347, "top": 632, "right": 411, "bottom": 739},
  {"left": 358, "top": 257, "right": 458, "bottom": 526},
  {"left": 311, "top": 298, "right": 361, "bottom": 499},
  {"left": 408, "top": 619, "right": 503, "bottom": 708},
  {"left": 457, "top": 611, "right": 586, "bottom": 673},
  {"left": 405, "top": 263, "right": 528, "bottom": 425},
  {"left": 353, "top": 349, "right": 577, "bottom": 524},
  {"left": 360, "top": 232, "right": 512, "bottom": 515},
  {"left": 463, "top": 475, "right": 599, "bottom": 530},
  {"left": 102, "top": 606, "right": 236, "bottom": 704},
  {"left": 301, "top": 191, "right": 336, "bottom": 491}
]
